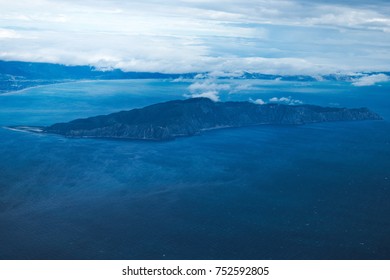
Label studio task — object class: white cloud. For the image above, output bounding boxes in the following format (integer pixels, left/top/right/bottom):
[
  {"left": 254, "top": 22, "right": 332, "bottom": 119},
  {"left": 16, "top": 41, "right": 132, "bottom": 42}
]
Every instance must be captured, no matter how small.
[
  {"left": 171, "top": 77, "right": 185, "bottom": 82},
  {"left": 188, "top": 81, "right": 231, "bottom": 92},
  {"left": 186, "top": 79, "right": 230, "bottom": 101},
  {"left": 250, "top": 98, "right": 266, "bottom": 105},
  {"left": 0, "top": 28, "right": 22, "bottom": 39},
  {"left": 194, "top": 73, "right": 207, "bottom": 79},
  {"left": 186, "top": 77, "right": 257, "bottom": 101},
  {"left": 231, "top": 83, "right": 255, "bottom": 92},
  {"left": 186, "top": 91, "right": 220, "bottom": 102},
  {"left": 0, "top": 0, "right": 390, "bottom": 74},
  {"left": 303, "top": 6, "right": 390, "bottom": 31},
  {"left": 269, "top": 96, "right": 303, "bottom": 105},
  {"left": 352, "top": 74, "right": 390, "bottom": 86}
]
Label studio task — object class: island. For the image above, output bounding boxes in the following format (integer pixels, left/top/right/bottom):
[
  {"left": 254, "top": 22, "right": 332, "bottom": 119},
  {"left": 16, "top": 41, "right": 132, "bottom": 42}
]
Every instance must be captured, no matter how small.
[{"left": 9, "top": 98, "right": 383, "bottom": 141}]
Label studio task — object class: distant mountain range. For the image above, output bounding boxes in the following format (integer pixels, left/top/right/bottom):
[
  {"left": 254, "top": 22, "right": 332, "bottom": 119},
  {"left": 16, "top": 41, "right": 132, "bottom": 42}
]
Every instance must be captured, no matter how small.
[
  {"left": 0, "top": 60, "right": 194, "bottom": 93},
  {"left": 10, "top": 98, "right": 382, "bottom": 141},
  {"left": 1, "top": 60, "right": 389, "bottom": 94}
]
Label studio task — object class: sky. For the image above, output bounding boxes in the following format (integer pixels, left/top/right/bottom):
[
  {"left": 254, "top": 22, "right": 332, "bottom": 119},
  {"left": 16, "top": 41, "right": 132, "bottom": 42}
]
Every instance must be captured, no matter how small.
[{"left": 0, "top": 0, "right": 390, "bottom": 74}]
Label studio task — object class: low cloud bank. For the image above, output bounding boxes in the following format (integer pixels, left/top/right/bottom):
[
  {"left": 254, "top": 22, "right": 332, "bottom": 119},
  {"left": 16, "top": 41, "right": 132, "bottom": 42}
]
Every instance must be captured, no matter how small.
[
  {"left": 269, "top": 96, "right": 303, "bottom": 105},
  {"left": 352, "top": 74, "right": 389, "bottom": 86}
]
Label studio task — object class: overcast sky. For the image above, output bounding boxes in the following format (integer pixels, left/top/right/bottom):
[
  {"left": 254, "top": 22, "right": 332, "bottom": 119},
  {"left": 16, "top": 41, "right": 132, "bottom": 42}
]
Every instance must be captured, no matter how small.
[{"left": 1, "top": 0, "right": 390, "bottom": 74}]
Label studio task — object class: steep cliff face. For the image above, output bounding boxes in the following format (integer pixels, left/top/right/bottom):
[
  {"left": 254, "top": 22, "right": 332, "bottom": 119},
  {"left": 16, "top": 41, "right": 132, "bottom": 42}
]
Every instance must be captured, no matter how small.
[{"left": 43, "top": 98, "right": 383, "bottom": 140}]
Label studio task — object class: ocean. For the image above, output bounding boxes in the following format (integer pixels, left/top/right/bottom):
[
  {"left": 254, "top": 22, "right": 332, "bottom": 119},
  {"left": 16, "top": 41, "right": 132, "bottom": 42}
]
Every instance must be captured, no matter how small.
[{"left": 0, "top": 79, "right": 389, "bottom": 259}]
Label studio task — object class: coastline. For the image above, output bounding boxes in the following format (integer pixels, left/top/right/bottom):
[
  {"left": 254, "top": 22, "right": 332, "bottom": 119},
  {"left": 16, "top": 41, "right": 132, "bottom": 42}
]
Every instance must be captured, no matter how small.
[
  {"left": 0, "top": 80, "right": 76, "bottom": 95},
  {"left": 0, "top": 78, "right": 185, "bottom": 96}
]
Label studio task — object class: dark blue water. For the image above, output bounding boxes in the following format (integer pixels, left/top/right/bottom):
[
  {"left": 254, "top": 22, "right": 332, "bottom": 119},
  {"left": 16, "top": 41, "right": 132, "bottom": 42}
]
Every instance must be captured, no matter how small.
[{"left": 0, "top": 79, "right": 389, "bottom": 259}]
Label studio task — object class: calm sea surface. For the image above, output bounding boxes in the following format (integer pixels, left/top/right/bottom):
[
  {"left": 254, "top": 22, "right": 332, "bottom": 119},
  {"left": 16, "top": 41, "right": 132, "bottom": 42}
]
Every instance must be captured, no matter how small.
[{"left": 0, "top": 79, "right": 389, "bottom": 259}]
